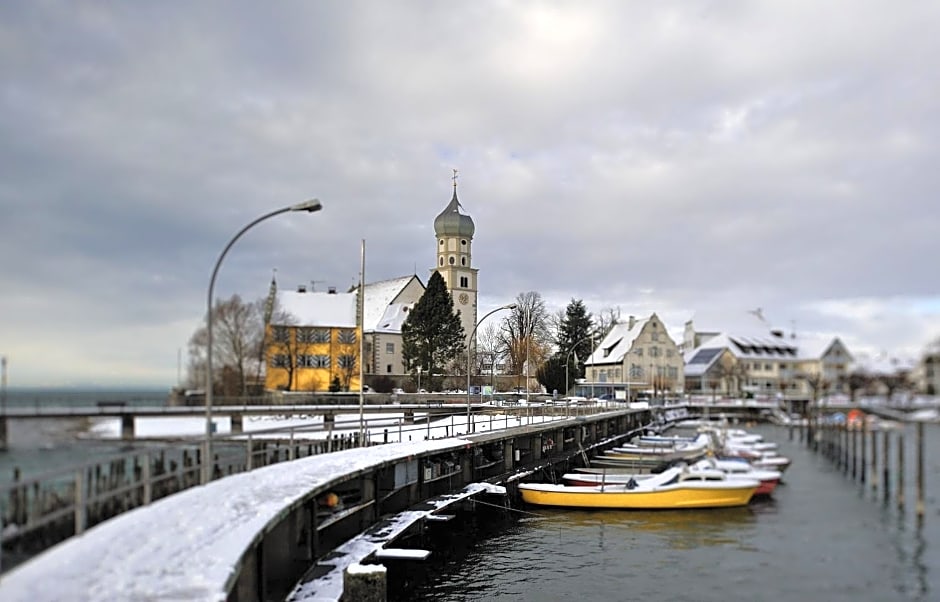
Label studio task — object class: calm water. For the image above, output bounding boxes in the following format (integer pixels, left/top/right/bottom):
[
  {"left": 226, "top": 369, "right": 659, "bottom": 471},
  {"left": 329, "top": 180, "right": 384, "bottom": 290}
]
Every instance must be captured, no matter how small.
[
  {"left": 0, "top": 388, "right": 170, "bottom": 486},
  {"left": 408, "top": 424, "right": 940, "bottom": 602}
]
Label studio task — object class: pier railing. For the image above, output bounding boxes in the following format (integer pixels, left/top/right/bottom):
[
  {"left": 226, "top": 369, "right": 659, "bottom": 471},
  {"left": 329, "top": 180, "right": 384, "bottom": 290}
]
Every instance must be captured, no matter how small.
[{"left": 0, "top": 402, "right": 611, "bottom": 571}]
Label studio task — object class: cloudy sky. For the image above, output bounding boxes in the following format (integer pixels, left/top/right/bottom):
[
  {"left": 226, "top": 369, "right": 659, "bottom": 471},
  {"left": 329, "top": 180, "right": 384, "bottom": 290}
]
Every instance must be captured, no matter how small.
[{"left": 1, "top": 1, "right": 938, "bottom": 388}]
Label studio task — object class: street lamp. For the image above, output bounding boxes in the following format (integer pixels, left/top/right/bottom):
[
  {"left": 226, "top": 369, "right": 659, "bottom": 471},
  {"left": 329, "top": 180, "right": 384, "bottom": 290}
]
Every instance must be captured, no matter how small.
[
  {"left": 564, "top": 331, "right": 597, "bottom": 400},
  {"left": 203, "top": 199, "right": 322, "bottom": 485},
  {"left": 467, "top": 303, "right": 516, "bottom": 432}
]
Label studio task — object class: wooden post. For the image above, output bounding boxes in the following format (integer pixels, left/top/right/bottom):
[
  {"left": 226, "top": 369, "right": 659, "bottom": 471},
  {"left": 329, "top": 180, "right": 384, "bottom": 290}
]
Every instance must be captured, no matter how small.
[
  {"left": 246, "top": 435, "right": 253, "bottom": 471},
  {"left": 860, "top": 421, "right": 867, "bottom": 484},
  {"left": 916, "top": 422, "right": 925, "bottom": 519},
  {"left": 897, "top": 430, "right": 905, "bottom": 511},
  {"left": 74, "top": 469, "right": 86, "bottom": 536},
  {"left": 870, "top": 429, "right": 878, "bottom": 491},
  {"left": 883, "top": 429, "right": 890, "bottom": 505},
  {"left": 851, "top": 426, "right": 857, "bottom": 480},
  {"left": 142, "top": 454, "right": 152, "bottom": 505}
]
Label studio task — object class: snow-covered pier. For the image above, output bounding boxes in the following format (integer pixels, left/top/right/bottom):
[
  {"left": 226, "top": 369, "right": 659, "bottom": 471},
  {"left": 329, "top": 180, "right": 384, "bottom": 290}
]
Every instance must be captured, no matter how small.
[{"left": 0, "top": 408, "right": 648, "bottom": 601}]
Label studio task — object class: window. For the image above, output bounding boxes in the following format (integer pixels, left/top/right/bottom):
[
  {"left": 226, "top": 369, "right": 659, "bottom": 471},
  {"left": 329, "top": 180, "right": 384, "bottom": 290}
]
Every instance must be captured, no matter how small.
[
  {"left": 651, "top": 332, "right": 659, "bottom": 342},
  {"left": 636, "top": 348, "right": 643, "bottom": 356},
  {"left": 338, "top": 329, "right": 357, "bottom": 344},
  {"left": 338, "top": 354, "right": 356, "bottom": 369},
  {"left": 296, "top": 328, "right": 317, "bottom": 343},
  {"left": 387, "top": 364, "right": 393, "bottom": 373},
  {"left": 439, "top": 257, "right": 444, "bottom": 266},
  {"left": 460, "top": 276, "right": 468, "bottom": 287},
  {"left": 297, "top": 355, "right": 319, "bottom": 367},
  {"left": 271, "top": 354, "right": 289, "bottom": 368},
  {"left": 449, "top": 256, "right": 455, "bottom": 265},
  {"left": 630, "top": 364, "right": 644, "bottom": 378},
  {"left": 273, "top": 326, "right": 289, "bottom": 343},
  {"left": 386, "top": 342, "right": 394, "bottom": 354},
  {"left": 439, "top": 239, "right": 444, "bottom": 246},
  {"left": 313, "top": 328, "right": 331, "bottom": 343},
  {"left": 313, "top": 355, "right": 330, "bottom": 368},
  {"left": 461, "top": 257, "right": 466, "bottom": 266},
  {"left": 461, "top": 239, "right": 467, "bottom": 246}
]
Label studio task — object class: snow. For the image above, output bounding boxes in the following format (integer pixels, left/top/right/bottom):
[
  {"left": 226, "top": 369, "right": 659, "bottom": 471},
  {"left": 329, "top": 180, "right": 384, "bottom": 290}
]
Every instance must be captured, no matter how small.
[
  {"left": 346, "top": 563, "right": 386, "bottom": 575},
  {"left": 86, "top": 410, "right": 560, "bottom": 443},
  {"left": 0, "top": 437, "right": 473, "bottom": 601},
  {"left": 276, "top": 290, "right": 357, "bottom": 327}
]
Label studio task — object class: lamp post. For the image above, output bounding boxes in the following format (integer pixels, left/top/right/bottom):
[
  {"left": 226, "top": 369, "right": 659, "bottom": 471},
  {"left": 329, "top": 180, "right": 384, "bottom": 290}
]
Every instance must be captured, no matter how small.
[
  {"left": 564, "top": 331, "right": 598, "bottom": 400},
  {"left": 203, "top": 199, "right": 322, "bottom": 485},
  {"left": 467, "top": 303, "right": 516, "bottom": 432}
]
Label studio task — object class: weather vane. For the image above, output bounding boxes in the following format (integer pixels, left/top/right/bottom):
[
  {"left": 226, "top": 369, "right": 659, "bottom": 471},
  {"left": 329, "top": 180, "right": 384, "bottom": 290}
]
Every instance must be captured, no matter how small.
[{"left": 452, "top": 168, "right": 459, "bottom": 190}]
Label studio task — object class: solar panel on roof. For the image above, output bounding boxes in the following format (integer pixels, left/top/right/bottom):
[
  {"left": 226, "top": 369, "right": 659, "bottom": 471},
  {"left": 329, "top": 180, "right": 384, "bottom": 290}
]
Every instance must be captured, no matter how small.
[{"left": 689, "top": 348, "right": 722, "bottom": 364}]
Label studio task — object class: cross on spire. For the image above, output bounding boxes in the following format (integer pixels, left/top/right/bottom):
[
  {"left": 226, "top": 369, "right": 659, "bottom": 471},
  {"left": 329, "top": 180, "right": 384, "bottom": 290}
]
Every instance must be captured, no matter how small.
[{"left": 452, "top": 168, "right": 459, "bottom": 190}]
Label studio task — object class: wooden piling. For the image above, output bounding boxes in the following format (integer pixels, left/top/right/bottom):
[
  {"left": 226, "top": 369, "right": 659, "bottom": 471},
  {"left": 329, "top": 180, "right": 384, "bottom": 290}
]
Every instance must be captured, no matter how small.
[
  {"left": 851, "top": 426, "right": 857, "bottom": 480},
  {"left": 916, "top": 422, "right": 925, "bottom": 519},
  {"left": 897, "top": 430, "right": 905, "bottom": 511},
  {"left": 860, "top": 422, "right": 867, "bottom": 484},
  {"left": 882, "top": 429, "right": 890, "bottom": 505},
  {"left": 870, "top": 429, "right": 878, "bottom": 491}
]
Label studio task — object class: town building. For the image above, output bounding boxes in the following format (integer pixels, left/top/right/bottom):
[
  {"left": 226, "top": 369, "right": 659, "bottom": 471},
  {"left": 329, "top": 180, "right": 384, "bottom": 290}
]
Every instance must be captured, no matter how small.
[
  {"left": 682, "top": 310, "right": 852, "bottom": 400},
  {"left": 582, "top": 314, "right": 684, "bottom": 401},
  {"left": 264, "top": 179, "right": 480, "bottom": 392}
]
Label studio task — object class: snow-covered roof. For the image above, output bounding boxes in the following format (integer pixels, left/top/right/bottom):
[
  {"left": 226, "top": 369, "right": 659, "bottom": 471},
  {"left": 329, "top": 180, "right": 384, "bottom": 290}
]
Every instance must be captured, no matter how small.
[
  {"left": 362, "top": 276, "right": 421, "bottom": 331},
  {"left": 276, "top": 290, "right": 358, "bottom": 328},
  {"left": 683, "top": 347, "right": 725, "bottom": 377},
  {"left": 585, "top": 317, "right": 649, "bottom": 365},
  {"left": 0, "top": 438, "right": 470, "bottom": 602},
  {"left": 851, "top": 352, "right": 916, "bottom": 376},
  {"left": 372, "top": 303, "right": 413, "bottom": 334}
]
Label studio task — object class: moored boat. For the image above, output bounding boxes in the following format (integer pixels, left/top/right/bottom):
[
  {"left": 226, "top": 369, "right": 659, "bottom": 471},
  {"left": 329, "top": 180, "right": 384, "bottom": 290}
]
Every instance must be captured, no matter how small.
[{"left": 519, "top": 466, "right": 759, "bottom": 510}]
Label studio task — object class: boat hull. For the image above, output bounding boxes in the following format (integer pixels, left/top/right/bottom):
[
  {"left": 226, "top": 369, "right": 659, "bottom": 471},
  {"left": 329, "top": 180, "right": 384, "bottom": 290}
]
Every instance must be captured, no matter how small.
[{"left": 518, "top": 483, "right": 756, "bottom": 509}]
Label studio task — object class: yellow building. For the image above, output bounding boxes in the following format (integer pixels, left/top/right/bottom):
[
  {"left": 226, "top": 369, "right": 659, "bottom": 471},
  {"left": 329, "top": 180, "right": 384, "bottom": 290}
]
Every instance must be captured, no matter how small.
[{"left": 264, "top": 286, "right": 362, "bottom": 392}]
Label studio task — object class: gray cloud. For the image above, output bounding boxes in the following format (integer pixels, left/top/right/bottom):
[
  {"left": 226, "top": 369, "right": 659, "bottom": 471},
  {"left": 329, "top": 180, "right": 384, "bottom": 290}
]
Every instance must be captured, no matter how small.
[{"left": 1, "top": 1, "right": 938, "bottom": 386}]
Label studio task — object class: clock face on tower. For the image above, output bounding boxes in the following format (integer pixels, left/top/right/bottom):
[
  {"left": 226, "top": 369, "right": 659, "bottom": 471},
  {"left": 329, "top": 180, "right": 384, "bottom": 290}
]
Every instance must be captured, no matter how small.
[{"left": 458, "top": 293, "right": 469, "bottom": 305}]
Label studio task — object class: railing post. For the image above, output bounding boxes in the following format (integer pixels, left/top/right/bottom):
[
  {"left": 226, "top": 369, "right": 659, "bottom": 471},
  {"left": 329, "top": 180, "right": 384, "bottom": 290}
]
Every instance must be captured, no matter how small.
[
  {"left": 142, "top": 454, "right": 152, "bottom": 505},
  {"left": 74, "top": 470, "right": 86, "bottom": 536},
  {"left": 246, "top": 434, "right": 253, "bottom": 471}
]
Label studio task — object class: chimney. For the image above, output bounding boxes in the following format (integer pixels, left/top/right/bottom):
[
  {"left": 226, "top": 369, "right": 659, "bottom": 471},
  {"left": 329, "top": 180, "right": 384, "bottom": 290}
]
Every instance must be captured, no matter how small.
[
  {"left": 328, "top": 286, "right": 337, "bottom": 294},
  {"left": 297, "top": 285, "right": 307, "bottom": 293},
  {"left": 628, "top": 315, "right": 636, "bottom": 329}
]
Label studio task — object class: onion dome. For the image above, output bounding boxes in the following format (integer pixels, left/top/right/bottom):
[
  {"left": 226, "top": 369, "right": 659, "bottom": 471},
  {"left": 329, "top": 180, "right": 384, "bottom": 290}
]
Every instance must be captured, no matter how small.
[{"left": 433, "top": 190, "right": 475, "bottom": 238}]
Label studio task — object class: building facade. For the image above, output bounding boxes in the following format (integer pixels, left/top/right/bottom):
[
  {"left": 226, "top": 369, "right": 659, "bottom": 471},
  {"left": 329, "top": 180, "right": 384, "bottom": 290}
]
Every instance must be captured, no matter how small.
[{"left": 583, "top": 314, "right": 684, "bottom": 400}]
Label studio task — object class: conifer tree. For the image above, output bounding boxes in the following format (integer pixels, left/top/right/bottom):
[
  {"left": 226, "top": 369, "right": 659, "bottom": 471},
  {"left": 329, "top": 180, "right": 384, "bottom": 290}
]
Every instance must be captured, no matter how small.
[
  {"left": 401, "top": 272, "right": 466, "bottom": 392},
  {"left": 556, "top": 299, "right": 595, "bottom": 385}
]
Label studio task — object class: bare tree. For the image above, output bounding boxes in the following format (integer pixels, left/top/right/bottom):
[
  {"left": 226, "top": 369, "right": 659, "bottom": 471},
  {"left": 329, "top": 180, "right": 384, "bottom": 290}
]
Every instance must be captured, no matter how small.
[
  {"left": 499, "top": 292, "right": 552, "bottom": 389},
  {"left": 187, "top": 294, "right": 263, "bottom": 397},
  {"left": 336, "top": 328, "right": 360, "bottom": 391},
  {"left": 593, "top": 306, "right": 621, "bottom": 339}
]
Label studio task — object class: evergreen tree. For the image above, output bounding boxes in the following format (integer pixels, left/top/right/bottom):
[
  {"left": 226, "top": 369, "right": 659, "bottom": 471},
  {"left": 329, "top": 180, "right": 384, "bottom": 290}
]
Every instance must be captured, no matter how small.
[
  {"left": 536, "top": 354, "right": 568, "bottom": 396},
  {"left": 556, "top": 299, "right": 595, "bottom": 391},
  {"left": 401, "top": 272, "right": 466, "bottom": 392}
]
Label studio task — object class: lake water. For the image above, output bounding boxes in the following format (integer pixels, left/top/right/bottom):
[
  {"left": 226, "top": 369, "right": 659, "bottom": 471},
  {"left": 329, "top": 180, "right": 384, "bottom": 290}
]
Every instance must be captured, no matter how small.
[{"left": 404, "top": 423, "right": 940, "bottom": 602}]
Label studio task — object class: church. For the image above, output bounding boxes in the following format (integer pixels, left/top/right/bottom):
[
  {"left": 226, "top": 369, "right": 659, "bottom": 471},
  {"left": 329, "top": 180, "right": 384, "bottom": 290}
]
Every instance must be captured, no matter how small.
[{"left": 264, "top": 179, "right": 478, "bottom": 392}]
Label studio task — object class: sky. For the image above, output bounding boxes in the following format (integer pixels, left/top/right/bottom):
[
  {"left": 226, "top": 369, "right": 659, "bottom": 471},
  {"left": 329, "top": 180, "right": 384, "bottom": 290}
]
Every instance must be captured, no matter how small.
[{"left": 1, "top": 1, "right": 938, "bottom": 387}]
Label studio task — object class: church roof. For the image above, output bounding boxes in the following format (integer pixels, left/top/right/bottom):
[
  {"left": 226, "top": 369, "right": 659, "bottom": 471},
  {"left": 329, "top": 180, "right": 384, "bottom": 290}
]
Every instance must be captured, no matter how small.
[{"left": 433, "top": 190, "right": 475, "bottom": 238}]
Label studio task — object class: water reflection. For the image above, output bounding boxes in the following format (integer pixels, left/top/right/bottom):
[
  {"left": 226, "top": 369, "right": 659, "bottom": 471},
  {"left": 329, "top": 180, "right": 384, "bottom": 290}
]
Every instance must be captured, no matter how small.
[{"left": 529, "top": 505, "right": 758, "bottom": 550}]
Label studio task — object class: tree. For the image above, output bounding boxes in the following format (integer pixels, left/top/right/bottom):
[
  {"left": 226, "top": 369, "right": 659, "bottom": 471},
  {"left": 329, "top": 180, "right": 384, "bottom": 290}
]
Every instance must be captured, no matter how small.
[
  {"left": 336, "top": 328, "right": 360, "bottom": 391},
  {"left": 499, "top": 292, "right": 552, "bottom": 390},
  {"left": 536, "top": 354, "right": 568, "bottom": 396},
  {"left": 188, "top": 294, "right": 264, "bottom": 397},
  {"left": 555, "top": 299, "right": 595, "bottom": 391},
  {"left": 401, "top": 271, "right": 466, "bottom": 393},
  {"left": 594, "top": 306, "right": 621, "bottom": 339}
]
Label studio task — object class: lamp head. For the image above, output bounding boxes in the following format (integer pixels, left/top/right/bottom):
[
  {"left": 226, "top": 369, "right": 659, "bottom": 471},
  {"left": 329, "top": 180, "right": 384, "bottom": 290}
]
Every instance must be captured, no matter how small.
[
  {"left": 505, "top": 303, "right": 518, "bottom": 310},
  {"left": 291, "top": 199, "right": 323, "bottom": 213}
]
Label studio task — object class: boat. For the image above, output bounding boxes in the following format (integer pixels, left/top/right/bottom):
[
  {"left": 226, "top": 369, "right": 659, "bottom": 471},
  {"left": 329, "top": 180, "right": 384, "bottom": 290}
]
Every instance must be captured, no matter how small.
[
  {"left": 518, "top": 466, "right": 759, "bottom": 509},
  {"left": 564, "top": 459, "right": 781, "bottom": 496}
]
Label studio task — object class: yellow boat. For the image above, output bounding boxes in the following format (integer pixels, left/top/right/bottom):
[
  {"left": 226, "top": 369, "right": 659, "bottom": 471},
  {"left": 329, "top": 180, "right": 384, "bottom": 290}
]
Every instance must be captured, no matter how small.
[{"left": 518, "top": 467, "right": 758, "bottom": 509}]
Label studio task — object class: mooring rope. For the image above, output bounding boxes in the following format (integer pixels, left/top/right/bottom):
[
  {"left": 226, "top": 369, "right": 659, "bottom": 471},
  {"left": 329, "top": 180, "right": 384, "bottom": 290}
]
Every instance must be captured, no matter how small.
[{"left": 472, "top": 497, "right": 545, "bottom": 517}]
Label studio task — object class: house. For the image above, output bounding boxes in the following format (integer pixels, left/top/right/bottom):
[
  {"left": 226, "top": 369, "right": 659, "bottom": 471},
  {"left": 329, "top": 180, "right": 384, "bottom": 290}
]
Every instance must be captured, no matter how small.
[
  {"left": 682, "top": 310, "right": 852, "bottom": 400},
  {"left": 583, "top": 313, "right": 683, "bottom": 400}
]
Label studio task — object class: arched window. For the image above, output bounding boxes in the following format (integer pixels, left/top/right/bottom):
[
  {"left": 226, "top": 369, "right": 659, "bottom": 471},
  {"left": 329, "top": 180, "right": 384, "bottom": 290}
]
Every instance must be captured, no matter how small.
[
  {"left": 439, "top": 257, "right": 444, "bottom": 266},
  {"left": 449, "top": 256, "right": 456, "bottom": 265},
  {"left": 461, "top": 257, "right": 466, "bottom": 266},
  {"left": 439, "top": 239, "right": 444, "bottom": 246}
]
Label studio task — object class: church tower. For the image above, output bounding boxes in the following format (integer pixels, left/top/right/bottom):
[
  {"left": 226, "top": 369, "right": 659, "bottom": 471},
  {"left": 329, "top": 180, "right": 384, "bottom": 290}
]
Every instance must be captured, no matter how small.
[{"left": 432, "top": 171, "right": 478, "bottom": 341}]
